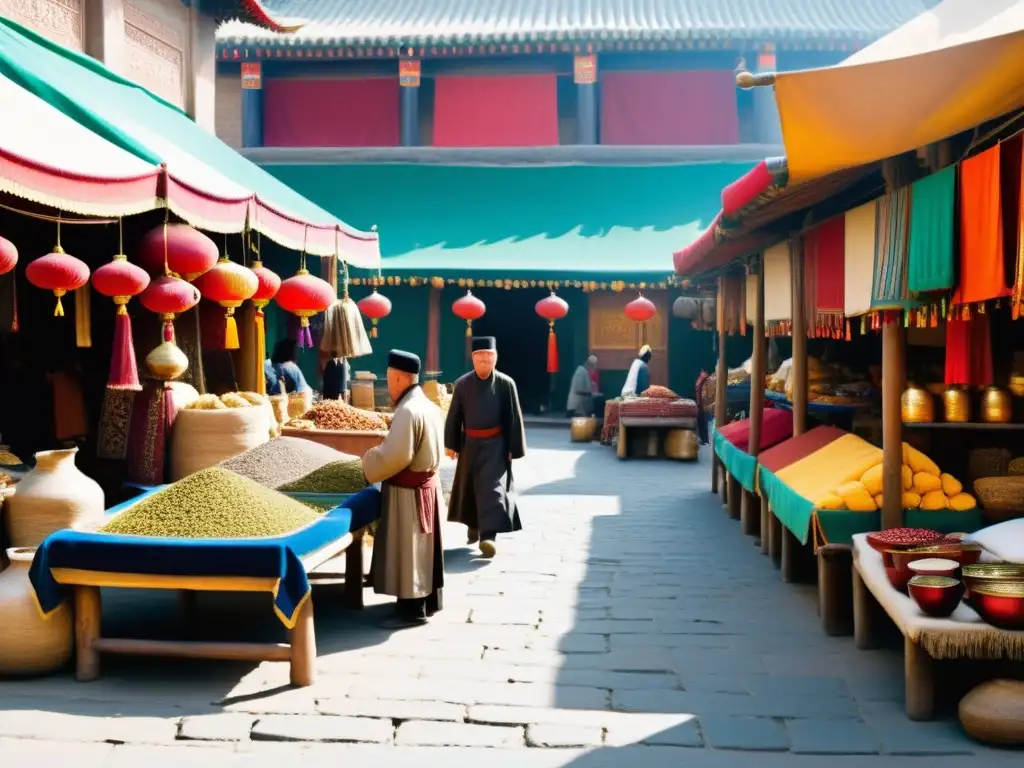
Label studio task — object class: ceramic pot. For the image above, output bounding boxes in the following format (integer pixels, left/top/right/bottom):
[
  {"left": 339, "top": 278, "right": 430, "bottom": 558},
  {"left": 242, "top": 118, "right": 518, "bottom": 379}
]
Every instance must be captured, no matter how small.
[
  {"left": 942, "top": 387, "right": 971, "bottom": 423},
  {"left": 146, "top": 340, "right": 189, "bottom": 381},
  {"left": 1009, "top": 374, "right": 1024, "bottom": 398},
  {"left": 981, "top": 387, "right": 1012, "bottom": 424},
  {"left": 0, "top": 547, "right": 73, "bottom": 676},
  {"left": 570, "top": 417, "right": 598, "bottom": 443},
  {"left": 901, "top": 385, "right": 934, "bottom": 423},
  {"left": 6, "top": 447, "right": 105, "bottom": 548}
]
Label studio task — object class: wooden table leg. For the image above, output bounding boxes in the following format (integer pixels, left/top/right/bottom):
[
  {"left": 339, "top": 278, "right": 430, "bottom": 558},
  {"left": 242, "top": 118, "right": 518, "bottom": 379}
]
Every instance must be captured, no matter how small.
[
  {"left": 289, "top": 598, "right": 316, "bottom": 687},
  {"left": 853, "top": 565, "right": 879, "bottom": 650},
  {"left": 741, "top": 489, "right": 759, "bottom": 537},
  {"left": 720, "top": 463, "right": 729, "bottom": 506},
  {"left": 904, "top": 637, "right": 935, "bottom": 721},
  {"left": 759, "top": 496, "right": 770, "bottom": 555},
  {"left": 818, "top": 544, "right": 853, "bottom": 636},
  {"left": 343, "top": 532, "right": 365, "bottom": 610},
  {"left": 710, "top": 454, "right": 719, "bottom": 494},
  {"left": 74, "top": 586, "right": 101, "bottom": 682},
  {"left": 727, "top": 475, "right": 742, "bottom": 520},
  {"left": 617, "top": 425, "right": 628, "bottom": 460},
  {"left": 768, "top": 509, "right": 782, "bottom": 567},
  {"left": 780, "top": 527, "right": 800, "bottom": 582}
]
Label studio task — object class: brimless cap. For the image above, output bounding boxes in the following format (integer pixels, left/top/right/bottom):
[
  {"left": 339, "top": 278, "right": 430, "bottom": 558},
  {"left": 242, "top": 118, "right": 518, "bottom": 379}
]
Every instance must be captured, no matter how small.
[
  {"left": 387, "top": 349, "right": 421, "bottom": 374},
  {"left": 472, "top": 336, "right": 497, "bottom": 352}
]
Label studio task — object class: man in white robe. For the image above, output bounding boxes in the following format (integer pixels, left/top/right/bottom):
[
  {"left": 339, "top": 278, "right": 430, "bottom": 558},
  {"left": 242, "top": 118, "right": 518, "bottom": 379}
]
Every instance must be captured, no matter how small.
[{"left": 362, "top": 350, "right": 445, "bottom": 628}]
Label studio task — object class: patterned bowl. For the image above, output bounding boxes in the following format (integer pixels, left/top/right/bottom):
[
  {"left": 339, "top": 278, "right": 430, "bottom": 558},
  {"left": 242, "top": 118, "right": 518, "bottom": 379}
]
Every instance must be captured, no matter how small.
[
  {"left": 904, "top": 543, "right": 983, "bottom": 567},
  {"left": 908, "top": 575, "right": 963, "bottom": 618},
  {"left": 867, "top": 529, "right": 944, "bottom": 558},
  {"left": 961, "top": 564, "right": 1024, "bottom": 598},
  {"left": 971, "top": 582, "right": 1024, "bottom": 630}
]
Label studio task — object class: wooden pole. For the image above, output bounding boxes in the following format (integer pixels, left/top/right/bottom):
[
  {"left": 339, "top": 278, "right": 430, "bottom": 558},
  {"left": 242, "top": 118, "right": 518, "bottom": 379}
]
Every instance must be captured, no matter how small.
[
  {"left": 289, "top": 598, "right": 316, "bottom": 686},
  {"left": 715, "top": 276, "right": 728, "bottom": 504},
  {"left": 881, "top": 317, "right": 905, "bottom": 529},
  {"left": 742, "top": 261, "right": 766, "bottom": 537},
  {"left": 74, "top": 586, "right": 102, "bottom": 682},
  {"left": 790, "top": 238, "right": 808, "bottom": 436}
]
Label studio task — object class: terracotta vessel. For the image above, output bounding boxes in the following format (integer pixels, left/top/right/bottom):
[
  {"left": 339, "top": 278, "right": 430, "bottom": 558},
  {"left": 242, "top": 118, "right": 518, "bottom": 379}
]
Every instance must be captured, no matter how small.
[
  {"left": 981, "top": 386, "right": 1012, "bottom": 424},
  {"left": 0, "top": 547, "right": 73, "bottom": 676},
  {"left": 901, "top": 384, "right": 934, "bottom": 423},
  {"left": 6, "top": 447, "right": 105, "bottom": 548},
  {"left": 942, "top": 387, "right": 971, "bottom": 423}
]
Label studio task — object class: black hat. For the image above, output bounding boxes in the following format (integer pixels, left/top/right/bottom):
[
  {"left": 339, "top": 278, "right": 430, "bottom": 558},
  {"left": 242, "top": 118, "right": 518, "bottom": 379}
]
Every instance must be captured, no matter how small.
[
  {"left": 472, "top": 336, "right": 497, "bottom": 352},
  {"left": 387, "top": 350, "right": 421, "bottom": 375}
]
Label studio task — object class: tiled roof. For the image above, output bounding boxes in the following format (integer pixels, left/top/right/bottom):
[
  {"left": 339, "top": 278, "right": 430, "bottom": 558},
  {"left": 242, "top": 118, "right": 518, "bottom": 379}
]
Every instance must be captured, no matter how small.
[
  {"left": 216, "top": 0, "right": 935, "bottom": 48},
  {"left": 191, "top": 0, "right": 301, "bottom": 32}
]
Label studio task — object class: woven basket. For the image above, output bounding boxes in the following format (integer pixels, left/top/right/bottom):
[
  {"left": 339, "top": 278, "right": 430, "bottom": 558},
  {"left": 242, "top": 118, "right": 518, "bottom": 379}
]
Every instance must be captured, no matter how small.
[
  {"left": 974, "top": 476, "right": 1024, "bottom": 521},
  {"left": 170, "top": 407, "right": 271, "bottom": 481},
  {"left": 351, "top": 380, "right": 375, "bottom": 411},
  {"left": 570, "top": 417, "right": 598, "bottom": 443},
  {"left": 959, "top": 679, "right": 1024, "bottom": 745},
  {"left": 288, "top": 390, "right": 313, "bottom": 420},
  {"left": 969, "top": 448, "right": 1012, "bottom": 483},
  {"left": 1009, "top": 457, "right": 1024, "bottom": 477},
  {"left": 665, "top": 429, "right": 699, "bottom": 461}
]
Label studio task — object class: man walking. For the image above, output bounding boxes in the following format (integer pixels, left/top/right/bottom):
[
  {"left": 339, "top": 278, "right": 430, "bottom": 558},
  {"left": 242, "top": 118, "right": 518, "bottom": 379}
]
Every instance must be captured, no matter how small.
[
  {"left": 362, "top": 350, "right": 445, "bottom": 628},
  {"left": 445, "top": 336, "right": 527, "bottom": 559}
]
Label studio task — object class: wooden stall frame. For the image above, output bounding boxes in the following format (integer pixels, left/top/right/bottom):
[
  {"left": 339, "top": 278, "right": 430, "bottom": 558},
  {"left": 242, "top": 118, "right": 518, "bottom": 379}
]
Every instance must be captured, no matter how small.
[
  {"left": 715, "top": 275, "right": 729, "bottom": 506},
  {"left": 56, "top": 529, "right": 366, "bottom": 686},
  {"left": 741, "top": 259, "right": 766, "bottom": 538}
]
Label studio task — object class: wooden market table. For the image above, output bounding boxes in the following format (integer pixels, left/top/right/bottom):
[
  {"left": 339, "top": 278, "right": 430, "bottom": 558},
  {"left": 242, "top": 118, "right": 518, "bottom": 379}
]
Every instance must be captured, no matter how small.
[
  {"left": 851, "top": 534, "right": 1024, "bottom": 720},
  {"left": 616, "top": 416, "right": 697, "bottom": 460}
]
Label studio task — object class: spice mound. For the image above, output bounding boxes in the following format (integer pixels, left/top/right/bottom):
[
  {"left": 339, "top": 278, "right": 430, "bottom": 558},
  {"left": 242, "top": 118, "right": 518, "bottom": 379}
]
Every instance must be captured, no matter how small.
[
  {"left": 641, "top": 385, "right": 679, "bottom": 400},
  {"left": 278, "top": 458, "right": 367, "bottom": 494},
  {"left": 99, "top": 467, "right": 319, "bottom": 539},
  {"left": 219, "top": 437, "right": 356, "bottom": 490},
  {"left": 301, "top": 400, "right": 388, "bottom": 432}
]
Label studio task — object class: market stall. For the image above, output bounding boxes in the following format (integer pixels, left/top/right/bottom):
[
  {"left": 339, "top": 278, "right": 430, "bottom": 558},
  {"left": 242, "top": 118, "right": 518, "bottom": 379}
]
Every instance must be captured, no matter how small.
[{"left": 616, "top": 388, "right": 699, "bottom": 461}]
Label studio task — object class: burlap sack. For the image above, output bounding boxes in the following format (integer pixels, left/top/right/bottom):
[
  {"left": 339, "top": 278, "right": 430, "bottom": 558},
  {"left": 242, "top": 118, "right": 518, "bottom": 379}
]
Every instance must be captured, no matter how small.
[
  {"left": 170, "top": 406, "right": 270, "bottom": 480},
  {"left": 288, "top": 390, "right": 313, "bottom": 420}
]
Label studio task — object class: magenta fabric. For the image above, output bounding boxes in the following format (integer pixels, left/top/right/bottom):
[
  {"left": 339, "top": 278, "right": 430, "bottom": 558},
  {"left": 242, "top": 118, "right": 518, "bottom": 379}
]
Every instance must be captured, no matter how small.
[
  {"left": 432, "top": 74, "right": 559, "bottom": 147},
  {"left": 263, "top": 77, "right": 400, "bottom": 147},
  {"left": 600, "top": 71, "right": 740, "bottom": 145},
  {"left": 719, "top": 408, "right": 794, "bottom": 452}
]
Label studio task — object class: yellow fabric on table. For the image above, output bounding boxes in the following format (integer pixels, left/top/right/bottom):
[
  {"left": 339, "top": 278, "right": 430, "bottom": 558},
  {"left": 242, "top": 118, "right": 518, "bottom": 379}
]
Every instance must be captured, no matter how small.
[{"left": 776, "top": 433, "right": 883, "bottom": 509}]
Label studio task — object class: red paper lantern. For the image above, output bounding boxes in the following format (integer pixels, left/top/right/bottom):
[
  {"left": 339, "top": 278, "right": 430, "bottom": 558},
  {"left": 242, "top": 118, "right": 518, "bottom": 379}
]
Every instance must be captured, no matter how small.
[
  {"left": 0, "top": 235, "right": 17, "bottom": 275},
  {"left": 250, "top": 260, "right": 281, "bottom": 310},
  {"left": 625, "top": 294, "right": 657, "bottom": 323},
  {"left": 357, "top": 289, "right": 392, "bottom": 338},
  {"left": 25, "top": 246, "right": 90, "bottom": 317},
  {"left": 275, "top": 268, "right": 335, "bottom": 348},
  {"left": 92, "top": 255, "right": 151, "bottom": 389},
  {"left": 140, "top": 274, "right": 201, "bottom": 342},
  {"left": 137, "top": 224, "right": 218, "bottom": 280},
  {"left": 193, "top": 258, "right": 259, "bottom": 350},
  {"left": 453, "top": 290, "right": 486, "bottom": 336},
  {"left": 535, "top": 291, "right": 569, "bottom": 374}
]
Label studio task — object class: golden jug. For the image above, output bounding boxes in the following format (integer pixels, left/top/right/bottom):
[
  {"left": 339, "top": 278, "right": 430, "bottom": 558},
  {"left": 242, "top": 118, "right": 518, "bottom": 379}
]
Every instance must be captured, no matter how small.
[
  {"left": 1009, "top": 373, "right": 1024, "bottom": 398},
  {"left": 942, "top": 387, "right": 971, "bottom": 423},
  {"left": 901, "top": 385, "right": 934, "bottom": 423},
  {"left": 981, "top": 386, "right": 1012, "bottom": 424}
]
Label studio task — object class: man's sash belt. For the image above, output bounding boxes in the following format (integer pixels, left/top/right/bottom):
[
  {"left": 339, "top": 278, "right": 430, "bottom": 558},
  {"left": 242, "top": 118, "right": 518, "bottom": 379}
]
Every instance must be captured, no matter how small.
[
  {"left": 387, "top": 468, "right": 439, "bottom": 534},
  {"left": 465, "top": 426, "right": 501, "bottom": 439}
]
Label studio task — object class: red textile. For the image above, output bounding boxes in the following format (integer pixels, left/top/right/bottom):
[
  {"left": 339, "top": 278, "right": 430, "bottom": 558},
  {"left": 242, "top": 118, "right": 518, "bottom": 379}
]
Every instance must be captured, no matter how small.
[
  {"left": 718, "top": 408, "right": 794, "bottom": 453},
  {"left": 803, "top": 217, "right": 846, "bottom": 336},
  {"left": 721, "top": 161, "right": 774, "bottom": 216},
  {"left": 944, "top": 315, "right": 993, "bottom": 386},
  {"left": 263, "top": 77, "right": 400, "bottom": 147},
  {"left": 600, "top": 71, "right": 739, "bottom": 146},
  {"left": 432, "top": 75, "right": 559, "bottom": 147},
  {"left": 756, "top": 426, "right": 847, "bottom": 474},
  {"left": 388, "top": 468, "right": 439, "bottom": 535}
]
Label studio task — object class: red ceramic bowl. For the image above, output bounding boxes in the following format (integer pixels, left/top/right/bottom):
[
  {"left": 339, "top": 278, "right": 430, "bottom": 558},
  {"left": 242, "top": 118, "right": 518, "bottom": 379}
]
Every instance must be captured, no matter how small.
[
  {"left": 907, "top": 557, "right": 960, "bottom": 579},
  {"left": 971, "top": 582, "right": 1024, "bottom": 630},
  {"left": 885, "top": 548, "right": 951, "bottom": 591},
  {"left": 908, "top": 575, "right": 964, "bottom": 618},
  {"left": 961, "top": 564, "right": 1024, "bottom": 600},
  {"left": 867, "top": 528, "right": 943, "bottom": 556}
]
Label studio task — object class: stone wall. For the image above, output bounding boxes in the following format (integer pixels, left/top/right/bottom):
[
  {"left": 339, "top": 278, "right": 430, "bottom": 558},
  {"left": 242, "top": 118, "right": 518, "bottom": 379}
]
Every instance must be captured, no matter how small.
[
  {"left": 215, "top": 69, "right": 242, "bottom": 147},
  {"left": 0, "top": 0, "right": 85, "bottom": 50}
]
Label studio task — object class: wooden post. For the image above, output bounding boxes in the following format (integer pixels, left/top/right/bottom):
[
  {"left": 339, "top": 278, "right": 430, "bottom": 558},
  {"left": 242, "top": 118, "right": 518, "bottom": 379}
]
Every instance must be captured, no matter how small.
[
  {"left": 715, "top": 276, "right": 728, "bottom": 505},
  {"left": 400, "top": 81, "right": 420, "bottom": 147},
  {"left": 742, "top": 260, "right": 766, "bottom": 537},
  {"left": 759, "top": 496, "right": 771, "bottom": 555},
  {"left": 789, "top": 238, "right": 808, "bottom": 437},
  {"left": 728, "top": 474, "right": 742, "bottom": 520},
  {"left": 343, "top": 531, "right": 366, "bottom": 609},
  {"left": 881, "top": 316, "right": 906, "bottom": 530},
  {"left": 780, "top": 528, "right": 801, "bottom": 582},
  {"left": 852, "top": 565, "right": 879, "bottom": 650},
  {"left": 905, "top": 638, "right": 936, "bottom": 720},
  {"left": 240, "top": 73, "right": 264, "bottom": 149},
  {"left": 289, "top": 598, "right": 316, "bottom": 686},
  {"left": 574, "top": 54, "right": 598, "bottom": 145},
  {"left": 818, "top": 544, "right": 853, "bottom": 636},
  {"left": 74, "top": 586, "right": 102, "bottom": 682},
  {"left": 768, "top": 510, "right": 782, "bottom": 566}
]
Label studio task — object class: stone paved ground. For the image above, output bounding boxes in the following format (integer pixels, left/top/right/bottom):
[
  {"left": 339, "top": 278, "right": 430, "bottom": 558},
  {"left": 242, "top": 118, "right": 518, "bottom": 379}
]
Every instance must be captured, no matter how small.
[{"left": 0, "top": 427, "right": 1019, "bottom": 766}]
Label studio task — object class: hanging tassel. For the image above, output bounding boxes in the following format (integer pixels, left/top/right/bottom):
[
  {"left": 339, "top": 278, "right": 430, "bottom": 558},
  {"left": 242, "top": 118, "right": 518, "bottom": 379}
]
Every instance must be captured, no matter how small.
[
  {"left": 930, "top": 304, "right": 938, "bottom": 328},
  {"left": 370, "top": 320, "right": 379, "bottom": 339},
  {"left": 109, "top": 299, "right": 141, "bottom": 390},
  {"left": 163, "top": 318, "right": 176, "bottom": 343},
  {"left": 224, "top": 309, "right": 240, "bottom": 350},
  {"left": 546, "top": 323, "right": 559, "bottom": 374},
  {"left": 75, "top": 285, "right": 92, "bottom": 348},
  {"left": 978, "top": 302, "right": 986, "bottom": 315},
  {"left": 53, "top": 289, "right": 66, "bottom": 317},
  {"left": 845, "top": 320, "right": 852, "bottom": 341},
  {"left": 465, "top": 322, "right": 472, "bottom": 337},
  {"left": 254, "top": 309, "right": 267, "bottom": 396},
  {"left": 297, "top": 317, "right": 313, "bottom": 348}
]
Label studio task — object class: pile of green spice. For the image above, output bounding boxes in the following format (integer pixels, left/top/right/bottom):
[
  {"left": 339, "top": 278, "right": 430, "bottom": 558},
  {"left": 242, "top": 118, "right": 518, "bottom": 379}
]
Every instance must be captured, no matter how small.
[
  {"left": 278, "top": 459, "right": 367, "bottom": 494},
  {"left": 100, "top": 467, "right": 319, "bottom": 539},
  {"left": 297, "top": 499, "right": 337, "bottom": 514}
]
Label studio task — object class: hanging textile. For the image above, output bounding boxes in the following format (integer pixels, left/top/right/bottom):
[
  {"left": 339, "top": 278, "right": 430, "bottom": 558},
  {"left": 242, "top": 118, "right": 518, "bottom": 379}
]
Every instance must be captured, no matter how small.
[
  {"left": 263, "top": 78, "right": 401, "bottom": 147},
  {"left": 802, "top": 217, "right": 846, "bottom": 338},
  {"left": 870, "top": 187, "right": 919, "bottom": 311},
  {"left": 955, "top": 145, "right": 1008, "bottom": 307},
  {"left": 844, "top": 201, "right": 877, "bottom": 318},
  {"left": 722, "top": 272, "right": 747, "bottom": 335},
  {"left": 745, "top": 272, "right": 758, "bottom": 325},
  {"left": 945, "top": 314, "right": 993, "bottom": 386},
  {"left": 763, "top": 242, "right": 792, "bottom": 335},
  {"left": 907, "top": 165, "right": 956, "bottom": 294}
]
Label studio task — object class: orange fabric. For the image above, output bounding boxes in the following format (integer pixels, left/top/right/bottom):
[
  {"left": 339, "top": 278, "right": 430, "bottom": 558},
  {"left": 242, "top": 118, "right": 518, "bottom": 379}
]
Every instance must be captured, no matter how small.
[{"left": 955, "top": 145, "right": 1009, "bottom": 305}]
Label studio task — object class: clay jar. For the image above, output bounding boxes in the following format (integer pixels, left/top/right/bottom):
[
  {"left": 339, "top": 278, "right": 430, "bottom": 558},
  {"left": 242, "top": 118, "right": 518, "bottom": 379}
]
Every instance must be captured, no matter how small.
[
  {"left": 0, "top": 547, "right": 73, "bottom": 676},
  {"left": 6, "top": 447, "right": 105, "bottom": 548}
]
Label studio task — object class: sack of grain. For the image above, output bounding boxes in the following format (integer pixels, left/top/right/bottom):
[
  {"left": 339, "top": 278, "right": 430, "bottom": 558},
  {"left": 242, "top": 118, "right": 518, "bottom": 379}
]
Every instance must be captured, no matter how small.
[
  {"left": 288, "top": 390, "right": 313, "bottom": 420},
  {"left": 351, "top": 380, "right": 375, "bottom": 410},
  {"left": 170, "top": 406, "right": 271, "bottom": 481},
  {"left": 269, "top": 394, "right": 289, "bottom": 426}
]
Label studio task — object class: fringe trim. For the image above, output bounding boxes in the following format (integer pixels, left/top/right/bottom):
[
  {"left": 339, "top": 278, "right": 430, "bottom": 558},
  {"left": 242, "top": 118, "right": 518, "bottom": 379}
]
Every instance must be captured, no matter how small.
[
  {"left": 916, "top": 628, "right": 1024, "bottom": 661},
  {"left": 0, "top": 177, "right": 160, "bottom": 218}
]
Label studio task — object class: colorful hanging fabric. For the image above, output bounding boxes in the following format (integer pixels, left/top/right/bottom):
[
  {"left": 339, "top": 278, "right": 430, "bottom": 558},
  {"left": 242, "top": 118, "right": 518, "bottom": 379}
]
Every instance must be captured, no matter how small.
[
  {"left": 763, "top": 241, "right": 792, "bottom": 335},
  {"left": 945, "top": 314, "right": 993, "bottom": 386},
  {"left": 955, "top": 145, "right": 1008, "bottom": 306},
  {"left": 870, "top": 187, "right": 919, "bottom": 311},
  {"left": 803, "top": 217, "right": 845, "bottom": 338},
  {"left": 844, "top": 200, "right": 877, "bottom": 318},
  {"left": 907, "top": 165, "right": 956, "bottom": 294}
]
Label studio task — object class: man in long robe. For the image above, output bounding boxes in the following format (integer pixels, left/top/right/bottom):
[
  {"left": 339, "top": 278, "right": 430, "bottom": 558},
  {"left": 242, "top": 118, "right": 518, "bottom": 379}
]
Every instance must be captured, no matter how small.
[
  {"left": 445, "top": 336, "right": 526, "bottom": 559},
  {"left": 567, "top": 355, "right": 598, "bottom": 417},
  {"left": 362, "top": 350, "right": 445, "bottom": 628},
  {"left": 620, "top": 344, "right": 652, "bottom": 398}
]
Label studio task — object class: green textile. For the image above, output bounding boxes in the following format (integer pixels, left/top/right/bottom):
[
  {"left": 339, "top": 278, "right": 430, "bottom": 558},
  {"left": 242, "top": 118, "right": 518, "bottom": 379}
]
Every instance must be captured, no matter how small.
[
  {"left": 907, "top": 166, "right": 956, "bottom": 294},
  {"left": 714, "top": 429, "right": 758, "bottom": 494},
  {"left": 816, "top": 509, "right": 983, "bottom": 547},
  {"left": 758, "top": 466, "right": 816, "bottom": 545},
  {"left": 265, "top": 163, "right": 750, "bottom": 281},
  {"left": 0, "top": 17, "right": 340, "bottom": 228}
]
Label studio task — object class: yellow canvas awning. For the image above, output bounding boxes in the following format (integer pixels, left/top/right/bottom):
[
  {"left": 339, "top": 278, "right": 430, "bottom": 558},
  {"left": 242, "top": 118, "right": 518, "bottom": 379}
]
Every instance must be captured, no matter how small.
[{"left": 775, "top": 0, "right": 1024, "bottom": 184}]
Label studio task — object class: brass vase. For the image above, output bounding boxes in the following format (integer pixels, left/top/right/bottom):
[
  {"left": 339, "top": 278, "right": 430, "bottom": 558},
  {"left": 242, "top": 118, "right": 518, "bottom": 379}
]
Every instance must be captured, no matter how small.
[
  {"left": 901, "top": 384, "right": 935, "bottom": 423},
  {"left": 1010, "top": 373, "right": 1024, "bottom": 398},
  {"left": 943, "top": 387, "right": 971, "bottom": 423},
  {"left": 981, "top": 386, "right": 1012, "bottom": 424}
]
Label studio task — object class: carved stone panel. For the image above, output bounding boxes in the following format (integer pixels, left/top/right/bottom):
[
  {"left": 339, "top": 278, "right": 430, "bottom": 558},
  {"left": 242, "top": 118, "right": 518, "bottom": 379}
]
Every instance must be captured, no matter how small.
[
  {"left": 123, "top": 1, "right": 185, "bottom": 107},
  {"left": 0, "top": 0, "right": 83, "bottom": 50}
]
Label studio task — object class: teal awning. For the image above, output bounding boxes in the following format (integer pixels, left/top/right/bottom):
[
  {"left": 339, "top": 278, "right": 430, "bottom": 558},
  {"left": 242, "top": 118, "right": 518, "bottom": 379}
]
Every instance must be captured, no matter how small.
[{"left": 265, "top": 163, "right": 752, "bottom": 282}]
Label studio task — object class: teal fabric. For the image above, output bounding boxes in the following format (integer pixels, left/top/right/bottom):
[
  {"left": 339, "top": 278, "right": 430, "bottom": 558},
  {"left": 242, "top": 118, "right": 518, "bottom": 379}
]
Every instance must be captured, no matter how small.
[
  {"left": 758, "top": 466, "right": 816, "bottom": 545},
  {"left": 907, "top": 165, "right": 956, "bottom": 294},
  {"left": 816, "top": 508, "right": 983, "bottom": 546},
  {"left": 870, "top": 187, "right": 920, "bottom": 311},
  {"left": 264, "top": 163, "right": 753, "bottom": 281},
  {"left": 714, "top": 429, "right": 757, "bottom": 493}
]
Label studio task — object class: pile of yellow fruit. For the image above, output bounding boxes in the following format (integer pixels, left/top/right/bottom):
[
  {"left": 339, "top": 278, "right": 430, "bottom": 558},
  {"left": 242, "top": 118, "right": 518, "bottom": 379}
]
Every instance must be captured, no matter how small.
[{"left": 817, "top": 443, "right": 976, "bottom": 512}]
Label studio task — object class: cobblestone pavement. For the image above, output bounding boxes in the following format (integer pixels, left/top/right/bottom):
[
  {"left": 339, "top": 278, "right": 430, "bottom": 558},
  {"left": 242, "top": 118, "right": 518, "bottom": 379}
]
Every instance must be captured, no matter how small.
[{"left": 0, "top": 428, "right": 1018, "bottom": 766}]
